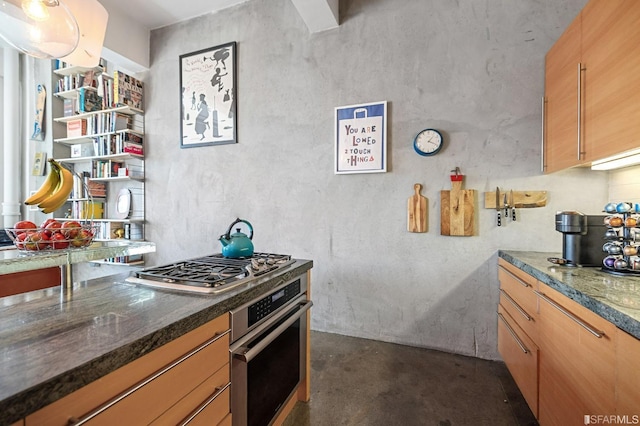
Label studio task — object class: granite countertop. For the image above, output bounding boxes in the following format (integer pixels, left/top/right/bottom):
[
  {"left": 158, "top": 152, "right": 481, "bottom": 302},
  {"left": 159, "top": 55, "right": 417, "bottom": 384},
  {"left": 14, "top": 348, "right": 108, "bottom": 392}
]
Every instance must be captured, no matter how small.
[
  {"left": 0, "top": 259, "right": 312, "bottom": 425},
  {"left": 499, "top": 250, "right": 640, "bottom": 339}
]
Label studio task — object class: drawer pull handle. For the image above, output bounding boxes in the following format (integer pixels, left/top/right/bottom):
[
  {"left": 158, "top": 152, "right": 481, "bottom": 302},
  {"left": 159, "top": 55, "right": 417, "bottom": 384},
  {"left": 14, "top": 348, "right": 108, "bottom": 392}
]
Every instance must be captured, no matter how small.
[
  {"left": 68, "top": 328, "right": 231, "bottom": 425},
  {"left": 498, "top": 265, "right": 530, "bottom": 288},
  {"left": 499, "top": 289, "right": 532, "bottom": 321},
  {"left": 534, "top": 290, "right": 604, "bottom": 338},
  {"left": 497, "top": 312, "right": 529, "bottom": 354},
  {"left": 179, "top": 382, "right": 231, "bottom": 425},
  {"left": 577, "top": 63, "right": 585, "bottom": 160},
  {"left": 541, "top": 96, "right": 547, "bottom": 172}
]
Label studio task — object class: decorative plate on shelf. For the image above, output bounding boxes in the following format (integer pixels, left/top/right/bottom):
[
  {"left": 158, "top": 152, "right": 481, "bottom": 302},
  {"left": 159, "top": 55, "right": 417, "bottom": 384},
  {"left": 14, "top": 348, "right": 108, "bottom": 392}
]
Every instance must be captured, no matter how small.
[{"left": 114, "top": 188, "right": 132, "bottom": 219}]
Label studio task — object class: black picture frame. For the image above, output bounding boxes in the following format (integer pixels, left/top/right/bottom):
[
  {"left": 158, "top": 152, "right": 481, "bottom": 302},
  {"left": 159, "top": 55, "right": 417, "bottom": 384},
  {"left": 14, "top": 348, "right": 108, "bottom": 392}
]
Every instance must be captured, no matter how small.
[{"left": 179, "top": 41, "right": 237, "bottom": 148}]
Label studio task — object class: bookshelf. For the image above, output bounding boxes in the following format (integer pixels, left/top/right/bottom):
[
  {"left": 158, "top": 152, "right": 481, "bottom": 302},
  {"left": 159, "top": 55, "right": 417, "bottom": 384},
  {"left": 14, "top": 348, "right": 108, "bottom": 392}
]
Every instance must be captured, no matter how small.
[{"left": 51, "top": 61, "right": 146, "bottom": 266}]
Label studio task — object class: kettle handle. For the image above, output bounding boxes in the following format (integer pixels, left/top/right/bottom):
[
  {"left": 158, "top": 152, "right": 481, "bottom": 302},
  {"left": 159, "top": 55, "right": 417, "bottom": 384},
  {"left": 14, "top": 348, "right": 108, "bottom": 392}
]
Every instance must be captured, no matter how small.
[{"left": 225, "top": 218, "right": 254, "bottom": 240}]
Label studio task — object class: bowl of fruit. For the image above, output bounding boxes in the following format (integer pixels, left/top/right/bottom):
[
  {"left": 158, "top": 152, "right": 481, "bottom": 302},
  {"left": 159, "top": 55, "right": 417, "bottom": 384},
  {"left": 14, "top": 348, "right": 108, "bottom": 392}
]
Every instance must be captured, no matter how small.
[{"left": 5, "top": 219, "right": 98, "bottom": 252}]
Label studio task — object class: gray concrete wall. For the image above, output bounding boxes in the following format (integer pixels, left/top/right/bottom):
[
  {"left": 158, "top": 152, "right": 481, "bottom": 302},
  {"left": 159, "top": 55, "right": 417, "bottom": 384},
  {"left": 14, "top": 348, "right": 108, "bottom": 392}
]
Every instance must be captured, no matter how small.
[{"left": 146, "top": 0, "right": 605, "bottom": 359}]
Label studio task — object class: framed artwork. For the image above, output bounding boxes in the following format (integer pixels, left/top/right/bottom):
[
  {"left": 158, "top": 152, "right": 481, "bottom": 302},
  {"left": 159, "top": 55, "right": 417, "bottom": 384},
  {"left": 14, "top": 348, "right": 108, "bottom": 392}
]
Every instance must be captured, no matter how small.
[
  {"left": 334, "top": 101, "right": 387, "bottom": 174},
  {"left": 179, "top": 41, "right": 237, "bottom": 148}
]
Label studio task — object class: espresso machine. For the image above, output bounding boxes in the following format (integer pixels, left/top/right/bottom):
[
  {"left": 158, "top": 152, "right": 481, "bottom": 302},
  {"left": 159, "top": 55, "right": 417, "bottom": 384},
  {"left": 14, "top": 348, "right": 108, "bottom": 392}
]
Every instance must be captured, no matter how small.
[{"left": 555, "top": 211, "right": 607, "bottom": 267}]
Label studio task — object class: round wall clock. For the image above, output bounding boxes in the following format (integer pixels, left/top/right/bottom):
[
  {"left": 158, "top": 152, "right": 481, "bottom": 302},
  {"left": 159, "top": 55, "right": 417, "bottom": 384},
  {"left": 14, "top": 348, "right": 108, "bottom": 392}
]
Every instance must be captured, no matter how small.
[{"left": 413, "top": 128, "right": 443, "bottom": 156}]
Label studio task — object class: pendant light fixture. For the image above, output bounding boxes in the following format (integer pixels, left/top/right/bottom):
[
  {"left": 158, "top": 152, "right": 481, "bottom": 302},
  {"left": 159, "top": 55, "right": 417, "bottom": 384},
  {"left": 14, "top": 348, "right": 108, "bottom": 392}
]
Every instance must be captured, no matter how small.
[
  {"left": 0, "top": 0, "right": 108, "bottom": 67},
  {"left": 59, "top": 0, "right": 108, "bottom": 67},
  {"left": 0, "top": 0, "right": 79, "bottom": 59}
]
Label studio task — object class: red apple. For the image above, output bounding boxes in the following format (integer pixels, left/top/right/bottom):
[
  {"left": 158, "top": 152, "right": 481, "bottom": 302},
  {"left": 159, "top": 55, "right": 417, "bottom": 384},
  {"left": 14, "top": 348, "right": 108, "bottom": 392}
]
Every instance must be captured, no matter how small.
[
  {"left": 44, "top": 220, "right": 62, "bottom": 237},
  {"left": 62, "top": 221, "right": 82, "bottom": 239},
  {"left": 50, "top": 232, "right": 69, "bottom": 250},
  {"left": 14, "top": 220, "right": 37, "bottom": 235},
  {"left": 40, "top": 218, "right": 57, "bottom": 230},
  {"left": 72, "top": 228, "right": 94, "bottom": 247},
  {"left": 15, "top": 232, "right": 28, "bottom": 249},
  {"left": 25, "top": 231, "right": 50, "bottom": 251}
]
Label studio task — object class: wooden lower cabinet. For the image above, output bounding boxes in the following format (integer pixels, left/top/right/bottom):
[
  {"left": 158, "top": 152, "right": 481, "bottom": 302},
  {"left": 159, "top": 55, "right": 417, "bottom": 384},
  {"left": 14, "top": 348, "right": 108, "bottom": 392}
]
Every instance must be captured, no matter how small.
[
  {"left": 537, "top": 284, "right": 617, "bottom": 426},
  {"left": 218, "top": 413, "right": 232, "bottom": 426},
  {"left": 0, "top": 267, "right": 60, "bottom": 297},
  {"left": 497, "top": 261, "right": 640, "bottom": 425},
  {"left": 497, "top": 305, "right": 539, "bottom": 417},
  {"left": 616, "top": 329, "right": 640, "bottom": 415},
  {"left": 26, "top": 314, "right": 231, "bottom": 426}
]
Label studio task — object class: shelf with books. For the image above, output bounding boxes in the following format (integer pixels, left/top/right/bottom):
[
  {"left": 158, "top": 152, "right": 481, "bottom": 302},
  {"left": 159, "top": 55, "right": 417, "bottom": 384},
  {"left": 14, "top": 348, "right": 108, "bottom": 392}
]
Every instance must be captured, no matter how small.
[
  {"left": 51, "top": 64, "right": 147, "bottom": 267},
  {"left": 57, "top": 153, "right": 143, "bottom": 164},
  {"left": 53, "top": 105, "right": 143, "bottom": 123},
  {"left": 91, "top": 258, "right": 145, "bottom": 266},
  {"left": 54, "top": 129, "right": 144, "bottom": 145},
  {"left": 53, "top": 64, "right": 103, "bottom": 77}
]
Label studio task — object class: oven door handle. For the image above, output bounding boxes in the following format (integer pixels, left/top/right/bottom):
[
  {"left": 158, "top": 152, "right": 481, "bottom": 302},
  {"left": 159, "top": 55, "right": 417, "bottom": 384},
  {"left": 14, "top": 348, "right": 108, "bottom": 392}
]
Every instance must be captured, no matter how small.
[{"left": 232, "top": 299, "right": 313, "bottom": 363}]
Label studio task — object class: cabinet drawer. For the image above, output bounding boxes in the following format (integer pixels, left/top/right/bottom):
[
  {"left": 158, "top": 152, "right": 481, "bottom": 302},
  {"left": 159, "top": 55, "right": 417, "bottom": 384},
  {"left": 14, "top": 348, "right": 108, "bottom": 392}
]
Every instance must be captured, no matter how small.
[
  {"left": 27, "top": 314, "right": 230, "bottom": 426},
  {"left": 498, "top": 259, "right": 538, "bottom": 288},
  {"left": 497, "top": 305, "right": 539, "bottom": 418},
  {"left": 151, "top": 363, "right": 230, "bottom": 425},
  {"left": 80, "top": 329, "right": 229, "bottom": 425},
  {"left": 498, "top": 265, "right": 538, "bottom": 343},
  {"left": 616, "top": 329, "right": 640, "bottom": 414},
  {"left": 218, "top": 413, "right": 232, "bottom": 426},
  {"left": 537, "top": 283, "right": 616, "bottom": 424},
  {"left": 180, "top": 387, "right": 230, "bottom": 426}
]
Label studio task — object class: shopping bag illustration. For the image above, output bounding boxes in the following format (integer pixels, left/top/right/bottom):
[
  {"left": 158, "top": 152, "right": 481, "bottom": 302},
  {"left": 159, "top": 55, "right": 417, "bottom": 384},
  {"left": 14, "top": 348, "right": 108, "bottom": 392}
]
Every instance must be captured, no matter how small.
[{"left": 337, "top": 107, "right": 384, "bottom": 173}]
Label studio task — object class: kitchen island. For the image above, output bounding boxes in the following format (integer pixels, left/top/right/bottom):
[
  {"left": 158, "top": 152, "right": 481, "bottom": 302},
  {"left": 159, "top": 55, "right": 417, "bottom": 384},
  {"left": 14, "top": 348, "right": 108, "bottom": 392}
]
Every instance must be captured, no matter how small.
[
  {"left": 0, "top": 258, "right": 312, "bottom": 425},
  {"left": 499, "top": 250, "right": 640, "bottom": 339}
]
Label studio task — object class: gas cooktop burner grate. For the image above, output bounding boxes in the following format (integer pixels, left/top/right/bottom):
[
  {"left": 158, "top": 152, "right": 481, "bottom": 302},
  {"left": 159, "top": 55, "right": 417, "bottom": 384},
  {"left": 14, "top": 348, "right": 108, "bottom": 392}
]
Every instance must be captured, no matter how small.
[{"left": 128, "top": 252, "right": 294, "bottom": 292}]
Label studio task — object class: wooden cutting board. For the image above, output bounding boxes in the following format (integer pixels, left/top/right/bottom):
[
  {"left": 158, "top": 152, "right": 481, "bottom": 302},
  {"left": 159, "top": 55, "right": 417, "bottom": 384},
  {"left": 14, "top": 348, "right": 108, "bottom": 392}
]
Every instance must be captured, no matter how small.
[
  {"left": 441, "top": 179, "right": 475, "bottom": 236},
  {"left": 407, "top": 183, "right": 428, "bottom": 232}
]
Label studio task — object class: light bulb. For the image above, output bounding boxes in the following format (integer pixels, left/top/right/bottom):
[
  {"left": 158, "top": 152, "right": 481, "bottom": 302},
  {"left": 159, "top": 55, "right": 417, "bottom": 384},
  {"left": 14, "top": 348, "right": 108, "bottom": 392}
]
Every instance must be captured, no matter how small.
[
  {"left": 21, "top": 0, "right": 50, "bottom": 21},
  {"left": 0, "top": 0, "right": 79, "bottom": 59}
]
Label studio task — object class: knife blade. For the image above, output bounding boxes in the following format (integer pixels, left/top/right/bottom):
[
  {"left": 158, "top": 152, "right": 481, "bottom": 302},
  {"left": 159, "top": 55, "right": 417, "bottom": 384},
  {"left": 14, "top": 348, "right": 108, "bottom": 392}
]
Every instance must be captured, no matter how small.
[
  {"left": 495, "top": 187, "right": 501, "bottom": 227},
  {"left": 504, "top": 193, "right": 509, "bottom": 218},
  {"left": 510, "top": 190, "right": 516, "bottom": 221}
]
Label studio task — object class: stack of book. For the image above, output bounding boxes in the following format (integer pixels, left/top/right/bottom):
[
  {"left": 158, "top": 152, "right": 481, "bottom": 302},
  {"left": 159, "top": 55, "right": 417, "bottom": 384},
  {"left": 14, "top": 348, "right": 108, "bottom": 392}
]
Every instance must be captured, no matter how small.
[
  {"left": 92, "top": 160, "right": 125, "bottom": 178},
  {"left": 114, "top": 71, "right": 144, "bottom": 111}
]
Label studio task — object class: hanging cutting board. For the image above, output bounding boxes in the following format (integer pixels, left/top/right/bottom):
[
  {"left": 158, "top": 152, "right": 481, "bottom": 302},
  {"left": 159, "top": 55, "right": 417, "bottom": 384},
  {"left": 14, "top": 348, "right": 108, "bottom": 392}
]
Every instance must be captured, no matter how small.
[
  {"left": 407, "top": 183, "right": 428, "bottom": 232},
  {"left": 440, "top": 174, "right": 475, "bottom": 236}
]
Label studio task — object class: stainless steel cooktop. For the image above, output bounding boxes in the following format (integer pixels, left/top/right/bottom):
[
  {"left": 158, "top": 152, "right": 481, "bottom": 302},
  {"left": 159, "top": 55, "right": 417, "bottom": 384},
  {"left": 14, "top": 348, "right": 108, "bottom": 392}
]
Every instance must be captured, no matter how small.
[{"left": 125, "top": 252, "right": 294, "bottom": 294}]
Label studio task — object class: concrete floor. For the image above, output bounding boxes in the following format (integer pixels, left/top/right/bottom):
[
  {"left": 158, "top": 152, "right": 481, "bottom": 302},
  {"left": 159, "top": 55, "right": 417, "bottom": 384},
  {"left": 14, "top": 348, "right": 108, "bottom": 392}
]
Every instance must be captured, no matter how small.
[{"left": 284, "top": 331, "right": 537, "bottom": 426}]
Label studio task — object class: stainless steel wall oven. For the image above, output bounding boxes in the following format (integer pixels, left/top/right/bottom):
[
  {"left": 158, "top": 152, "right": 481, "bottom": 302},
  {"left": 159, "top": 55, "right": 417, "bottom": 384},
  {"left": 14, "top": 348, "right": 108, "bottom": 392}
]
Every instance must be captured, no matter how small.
[{"left": 229, "top": 274, "right": 312, "bottom": 426}]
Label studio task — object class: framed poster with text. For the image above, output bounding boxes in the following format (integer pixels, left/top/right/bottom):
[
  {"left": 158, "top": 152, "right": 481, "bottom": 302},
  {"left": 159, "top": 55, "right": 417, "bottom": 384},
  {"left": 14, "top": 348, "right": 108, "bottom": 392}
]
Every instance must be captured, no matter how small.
[
  {"left": 334, "top": 101, "right": 387, "bottom": 174},
  {"left": 179, "top": 41, "right": 237, "bottom": 148}
]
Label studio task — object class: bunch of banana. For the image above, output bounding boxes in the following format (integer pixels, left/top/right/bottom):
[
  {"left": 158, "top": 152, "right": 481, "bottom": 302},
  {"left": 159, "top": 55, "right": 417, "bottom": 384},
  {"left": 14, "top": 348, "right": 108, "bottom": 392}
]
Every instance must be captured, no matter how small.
[{"left": 25, "top": 159, "right": 74, "bottom": 214}]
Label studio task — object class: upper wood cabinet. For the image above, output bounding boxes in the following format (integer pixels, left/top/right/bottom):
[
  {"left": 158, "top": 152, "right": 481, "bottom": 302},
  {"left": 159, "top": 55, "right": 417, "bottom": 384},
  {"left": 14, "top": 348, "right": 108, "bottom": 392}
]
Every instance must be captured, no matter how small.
[
  {"left": 543, "top": 0, "right": 640, "bottom": 173},
  {"left": 582, "top": 0, "right": 640, "bottom": 162},
  {"left": 543, "top": 13, "right": 582, "bottom": 173}
]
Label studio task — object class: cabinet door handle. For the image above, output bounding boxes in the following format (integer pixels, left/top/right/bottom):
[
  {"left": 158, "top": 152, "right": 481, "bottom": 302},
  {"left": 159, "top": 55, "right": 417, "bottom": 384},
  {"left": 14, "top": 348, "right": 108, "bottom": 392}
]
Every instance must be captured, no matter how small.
[
  {"left": 534, "top": 290, "right": 604, "bottom": 338},
  {"left": 577, "top": 63, "right": 585, "bottom": 160},
  {"left": 178, "top": 382, "right": 231, "bottom": 425},
  {"left": 497, "top": 312, "right": 529, "bottom": 354},
  {"left": 499, "top": 289, "right": 532, "bottom": 321},
  {"left": 498, "top": 265, "right": 531, "bottom": 288},
  {"left": 67, "top": 329, "right": 231, "bottom": 425},
  {"left": 541, "top": 96, "right": 547, "bottom": 172}
]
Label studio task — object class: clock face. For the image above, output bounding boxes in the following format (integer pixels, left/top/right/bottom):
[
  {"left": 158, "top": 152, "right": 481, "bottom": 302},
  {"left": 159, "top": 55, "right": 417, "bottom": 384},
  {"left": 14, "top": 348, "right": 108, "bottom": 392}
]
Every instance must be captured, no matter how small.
[{"left": 414, "top": 129, "right": 443, "bottom": 156}]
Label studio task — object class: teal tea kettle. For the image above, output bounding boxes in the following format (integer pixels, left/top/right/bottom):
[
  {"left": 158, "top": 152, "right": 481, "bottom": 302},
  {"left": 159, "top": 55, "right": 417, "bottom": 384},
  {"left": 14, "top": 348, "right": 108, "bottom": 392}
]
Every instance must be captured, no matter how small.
[{"left": 219, "top": 218, "right": 254, "bottom": 258}]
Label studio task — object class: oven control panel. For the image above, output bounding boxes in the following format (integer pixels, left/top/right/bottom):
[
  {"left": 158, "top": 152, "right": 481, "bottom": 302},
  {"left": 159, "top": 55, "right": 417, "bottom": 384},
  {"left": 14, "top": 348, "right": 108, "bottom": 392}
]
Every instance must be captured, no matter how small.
[{"left": 248, "top": 279, "right": 301, "bottom": 327}]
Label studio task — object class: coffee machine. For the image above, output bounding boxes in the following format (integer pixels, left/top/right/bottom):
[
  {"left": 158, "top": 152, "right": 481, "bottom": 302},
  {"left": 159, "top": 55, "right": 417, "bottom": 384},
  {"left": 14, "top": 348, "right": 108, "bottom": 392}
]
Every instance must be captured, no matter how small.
[{"left": 555, "top": 211, "right": 607, "bottom": 267}]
